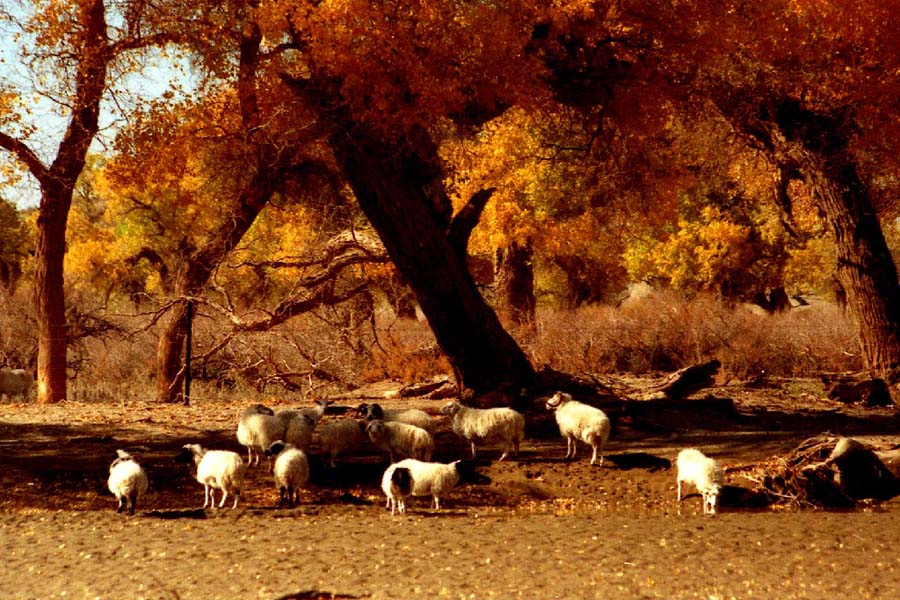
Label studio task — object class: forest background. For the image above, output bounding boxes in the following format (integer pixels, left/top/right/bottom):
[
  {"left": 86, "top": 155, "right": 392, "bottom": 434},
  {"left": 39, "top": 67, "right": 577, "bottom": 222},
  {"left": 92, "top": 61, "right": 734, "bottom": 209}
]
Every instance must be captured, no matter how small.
[{"left": 1, "top": 0, "right": 899, "bottom": 406}]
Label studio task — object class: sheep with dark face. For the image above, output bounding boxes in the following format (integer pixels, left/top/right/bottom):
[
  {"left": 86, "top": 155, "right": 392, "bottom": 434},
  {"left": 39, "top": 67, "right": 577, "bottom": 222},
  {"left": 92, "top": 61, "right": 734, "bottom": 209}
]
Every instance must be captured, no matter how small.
[
  {"left": 381, "top": 459, "right": 489, "bottom": 513},
  {"left": 176, "top": 443, "right": 247, "bottom": 509},
  {"left": 265, "top": 441, "right": 310, "bottom": 507},
  {"left": 107, "top": 449, "right": 149, "bottom": 515}
]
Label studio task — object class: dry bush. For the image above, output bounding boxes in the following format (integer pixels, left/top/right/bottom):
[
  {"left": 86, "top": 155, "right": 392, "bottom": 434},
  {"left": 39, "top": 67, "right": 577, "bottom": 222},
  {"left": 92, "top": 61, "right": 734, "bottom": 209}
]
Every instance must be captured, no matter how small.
[
  {"left": 525, "top": 290, "right": 861, "bottom": 379},
  {"left": 0, "top": 285, "right": 37, "bottom": 368}
]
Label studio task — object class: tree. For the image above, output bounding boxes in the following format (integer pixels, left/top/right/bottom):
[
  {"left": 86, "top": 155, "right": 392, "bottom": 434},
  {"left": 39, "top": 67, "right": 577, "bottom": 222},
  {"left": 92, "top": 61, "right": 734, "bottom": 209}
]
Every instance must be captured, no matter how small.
[{"left": 0, "top": 0, "right": 190, "bottom": 402}]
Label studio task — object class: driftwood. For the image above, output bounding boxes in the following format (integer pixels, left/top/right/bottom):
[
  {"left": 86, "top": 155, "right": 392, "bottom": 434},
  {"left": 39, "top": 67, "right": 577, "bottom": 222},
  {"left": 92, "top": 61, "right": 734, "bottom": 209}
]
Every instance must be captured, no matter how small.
[
  {"left": 737, "top": 436, "right": 900, "bottom": 508},
  {"left": 638, "top": 359, "right": 721, "bottom": 401}
]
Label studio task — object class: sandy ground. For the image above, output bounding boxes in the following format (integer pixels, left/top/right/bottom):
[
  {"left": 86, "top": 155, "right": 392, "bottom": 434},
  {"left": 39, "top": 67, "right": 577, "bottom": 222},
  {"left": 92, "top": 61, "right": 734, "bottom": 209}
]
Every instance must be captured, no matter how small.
[{"left": 2, "top": 379, "right": 900, "bottom": 599}]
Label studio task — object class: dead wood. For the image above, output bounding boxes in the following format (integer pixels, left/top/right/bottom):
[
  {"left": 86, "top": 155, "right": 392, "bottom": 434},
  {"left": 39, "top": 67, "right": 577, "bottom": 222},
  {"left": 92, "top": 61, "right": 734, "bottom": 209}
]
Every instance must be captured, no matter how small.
[
  {"left": 637, "top": 359, "right": 721, "bottom": 401},
  {"left": 739, "top": 436, "right": 900, "bottom": 508}
]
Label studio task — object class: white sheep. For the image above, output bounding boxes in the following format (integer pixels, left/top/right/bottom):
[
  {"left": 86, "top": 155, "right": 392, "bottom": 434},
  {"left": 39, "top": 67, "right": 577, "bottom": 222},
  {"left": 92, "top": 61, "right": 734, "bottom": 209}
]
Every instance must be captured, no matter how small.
[
  {"left": 318, "top": 418, "right": 368, "bottom": 468},
  {"left": 301, "top": 399, "right": 333, "bottom": 425},
  {"left": 676, "top": 448, "right": 724, "bottom": 515},
  {"left": 358, "top": 402, "right": 435, "bottom": 432},
  {"left": 544, "top": 391, "right": 611, "bottom": 466},
  {"left": 381, "top": 458, "right": 485, "bottom": 512},
  {"left": 366, "top": 419, "right": 434, "bottom": 463},
  {"left": 265, "top": 441, "right": 310, "bottom": 507},
  {"left": 107, "top": 449, "right": 149, "bottom": 515},
  {"left": 0, "top": 367, "right": 31, "bottom": 399},
  {"left": 236, "top": 404, "right": 285, "bottom": 467},
  {"left": 440, "top": 400, "right": 525, "bottom": 461},
  {"left": 176, "top": 443, "right": 247, "bottom": 509}
]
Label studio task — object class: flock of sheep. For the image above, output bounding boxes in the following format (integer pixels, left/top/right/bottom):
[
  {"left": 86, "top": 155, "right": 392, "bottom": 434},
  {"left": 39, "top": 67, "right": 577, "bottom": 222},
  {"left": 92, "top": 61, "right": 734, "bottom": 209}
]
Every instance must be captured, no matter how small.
[{"left": 107, "top": 391, "right": 725, "bottom": 516}]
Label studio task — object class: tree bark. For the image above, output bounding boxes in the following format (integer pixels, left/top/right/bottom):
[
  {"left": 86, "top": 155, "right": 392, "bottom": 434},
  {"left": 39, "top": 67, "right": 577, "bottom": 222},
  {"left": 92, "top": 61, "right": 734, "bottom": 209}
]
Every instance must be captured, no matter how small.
[
  {"left": 495, "top": 240, "right": 537, "bottom": 328},
  {"left": 330, "top": 125, "right": 536, "bottom": 402},
  {"left": 715, "top": 93, "right": 900, "bottom": 387}
]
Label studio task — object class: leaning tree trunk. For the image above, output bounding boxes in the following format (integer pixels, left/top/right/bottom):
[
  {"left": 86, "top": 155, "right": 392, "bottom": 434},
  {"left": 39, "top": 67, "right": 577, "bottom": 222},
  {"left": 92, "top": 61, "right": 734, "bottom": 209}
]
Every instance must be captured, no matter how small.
[
  {"left": 716, "top": 92, "right": 900, "bottom": 388},
  {"left": 331, "top": 125, "right": 536, "bottom": 402},
  {"left": 156, "top": 302, "right": 188, "bottom": 403}
]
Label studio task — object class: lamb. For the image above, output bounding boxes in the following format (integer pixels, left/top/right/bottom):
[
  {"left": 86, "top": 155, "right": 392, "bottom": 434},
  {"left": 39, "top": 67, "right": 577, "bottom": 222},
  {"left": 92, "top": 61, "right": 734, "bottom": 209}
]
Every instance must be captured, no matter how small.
[
  {"left": 440, "top": 400, "right": 525, "bottom": 461},
  {"left": 318, "top": 418, "right": 368, "bottom": 468},
  {"left": 0, "top": 367, "right": 31, "bottom": 399},
  {"left": 265, "top": 441, "right": 310, "bottom": 507},
  {"left": 676, "top": 448, "right": 724, "bottom": 515},
  {"left": 175, "top": 443, "right": 247, "bottom": 509},
  {"left": 107, "top": 449, "right": 149, "bottom": 515},
  {"left": 380, "top": 458, "right": 486, "bottom": 512},
  {"left": 358, "top": 402, "right": 435, "bottom": 432},
  {"left": 365, "top": 419, "right": 434, "bottom": 463},
  {"left": 236, "top": 404, "right": 285, "bottom": 467},
  {"left": 544, "top": 391, "right": 611, "bottom": 466}
]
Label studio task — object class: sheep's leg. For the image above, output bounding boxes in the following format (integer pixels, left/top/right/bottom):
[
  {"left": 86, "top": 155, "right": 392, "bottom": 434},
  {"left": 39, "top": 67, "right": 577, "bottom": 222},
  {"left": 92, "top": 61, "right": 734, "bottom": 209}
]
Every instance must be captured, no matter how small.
[
  {"left": 433, "top": 496, "right": 440, "bottom": 510},
  {"left": 232, "top": 491, "right": 240, "bottom": 509},
  {"left": 398, "top": 499, "right": 405, "bottom": 514},
  {"left": 219, "top": 489, "right": 229, "bottom": 508},
  {"left": 498, "top": 445, "right": 509, "bottom": 461},
  {"left": 677, "top": 479, "right": 683, "bottom": 501},
  {"left": 470, "top": 442, "right": 477, "bottom": 459},
  {"left": 202, "top": 485, "right": 211, "bottom": 509},
  {"left": 129, "top": 491, "right": 138, "bottom": 515},
  {"left": 590, "top": 445, "right": 598, "bottom": 466}
]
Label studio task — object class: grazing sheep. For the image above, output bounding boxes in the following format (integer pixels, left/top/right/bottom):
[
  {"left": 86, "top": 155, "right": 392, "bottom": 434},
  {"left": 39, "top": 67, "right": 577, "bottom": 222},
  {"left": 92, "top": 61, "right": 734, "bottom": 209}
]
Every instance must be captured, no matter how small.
[
  {"left": 107, "top": 449, "right": 149, "bottom": 515},
  {"left": 176, "top": 444, "right": 247, "bottom": 509},
  {"left": 382, "top": 465, "right": 412, "bottom": 515},
  {"left": 440, "top": 400, "right": 525, "bottom": 461},
  {"left": 358, "top": 402, "right": 435, "bottom": 432},
  {"left": 381, "top": 459, "right": 487, "bottom": 512},
  {"left": 544, "top": 391, "right": 611, "bottom": 466},
  {"left": 676, "top": 448, "right": 724, "bottom": 515},
  {"left": 276, "top": 410, "right": 317, "bottom": 451},
  {"left": 265, "top": 441, "right": 310, "bottom": 507},
  {"left": 0, "top": 367, "right": 31, "bottom": 399},
  {"left": 366, "top": 419, "right": 434, "bottom": 463},
  {"left": 236, "top": 404, "right": 285, "bottom": 467},
  {"left": 319, "top": 418, "right": 368, "bottom": 468}
]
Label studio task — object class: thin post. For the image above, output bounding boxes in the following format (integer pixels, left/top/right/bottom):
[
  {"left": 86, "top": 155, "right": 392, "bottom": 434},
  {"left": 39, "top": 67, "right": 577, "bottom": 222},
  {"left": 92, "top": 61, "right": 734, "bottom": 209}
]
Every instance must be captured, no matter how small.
[{"left": 184, "top": 300, "right": 193, "bottom": 406}]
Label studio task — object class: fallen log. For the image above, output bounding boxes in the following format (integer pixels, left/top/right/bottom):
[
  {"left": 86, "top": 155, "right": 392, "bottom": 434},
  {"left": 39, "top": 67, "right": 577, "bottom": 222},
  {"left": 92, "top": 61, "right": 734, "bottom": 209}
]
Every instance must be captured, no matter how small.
[{"left": 638, "top": 359, "right": 721, "bottom": 401}]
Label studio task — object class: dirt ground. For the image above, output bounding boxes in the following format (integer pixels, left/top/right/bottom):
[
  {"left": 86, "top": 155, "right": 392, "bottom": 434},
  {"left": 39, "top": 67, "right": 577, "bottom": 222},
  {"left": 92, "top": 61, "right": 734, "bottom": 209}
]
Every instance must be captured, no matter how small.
[{"left": 2, "top": 378, "right": 900, "bottom": 599}]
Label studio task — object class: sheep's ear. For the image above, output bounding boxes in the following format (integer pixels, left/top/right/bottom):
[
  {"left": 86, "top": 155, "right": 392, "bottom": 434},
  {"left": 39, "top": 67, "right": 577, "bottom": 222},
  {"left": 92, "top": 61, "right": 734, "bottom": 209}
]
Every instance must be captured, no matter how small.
[{"left": 267, "top": 441, "right": 285, "bottom": 456}]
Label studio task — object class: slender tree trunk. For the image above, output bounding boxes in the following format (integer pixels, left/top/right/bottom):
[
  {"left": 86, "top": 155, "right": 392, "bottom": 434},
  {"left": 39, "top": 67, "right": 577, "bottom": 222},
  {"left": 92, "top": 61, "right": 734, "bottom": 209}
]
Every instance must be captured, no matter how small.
[{"left": 331, "top": 126, "right": 536, "bottom": 402}]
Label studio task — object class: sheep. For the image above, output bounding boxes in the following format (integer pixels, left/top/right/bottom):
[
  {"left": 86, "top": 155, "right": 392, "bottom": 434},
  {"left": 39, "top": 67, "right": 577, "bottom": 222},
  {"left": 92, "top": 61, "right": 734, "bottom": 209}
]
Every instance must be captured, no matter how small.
[
  {"left": 318, "top": 418, "right": 368, "bottom": 468},
  {"left": 276, "top": 410, "right": 317, "bottom": 451},
  {"left": 175, "top": 443, "right": 247, "bottom": 509},
  {"left": 0, "top": 367, "right": 31, "bottom": 399},
  {"left": 358, "top": 402, "right": 435, "bottom": 432},
  {"left": 236, "top": 404, "right": 285, "bottom": 467},
  {"left": 440, "top": 400, "right": 525, "bottom": 461},
  {"left": 544, "top": 391, "right": 611, "bottom": 466},
  {"left": 265, "top": 441, "right": 310, "bottom": 507},
  {"left": 365, "top": 419, "right": 434, "bottom": 463},
  {"left": 107, "top": 449, "right": 149, "bottom": 515},
  {"left": 676, "top": 448, "right": 724, "bottom": 515},
  {"left": 381, "top": 465, "right": 412, "bottom": 515},
  {"left": 380, "top": 458, "right": 486, "bottom": 512}
]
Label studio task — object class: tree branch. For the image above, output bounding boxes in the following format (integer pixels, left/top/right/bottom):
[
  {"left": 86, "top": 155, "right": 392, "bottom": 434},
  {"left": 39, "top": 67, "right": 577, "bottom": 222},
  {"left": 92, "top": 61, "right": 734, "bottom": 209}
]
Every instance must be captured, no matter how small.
[
  {"left": 0, "top": 132, "right": 50, "bottom": 186},
  {"left": 448, "top": 187, "right": 496, "bottom": 258}
]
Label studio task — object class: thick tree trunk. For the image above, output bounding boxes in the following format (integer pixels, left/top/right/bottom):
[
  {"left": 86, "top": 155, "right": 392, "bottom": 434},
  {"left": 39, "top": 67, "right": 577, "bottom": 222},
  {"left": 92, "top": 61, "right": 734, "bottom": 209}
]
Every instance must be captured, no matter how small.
[
  {"left": 331, "top": 126, "right": 536, "bottom": 402},
  {"left": 156, "top": 303, "right": 188, "bottom": 404},
  {"left": 716, "top": 93, "right": 900, "bottom": 387},
  {"left": 495, "top": 240, "right": 536, "bottom": 327}
]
